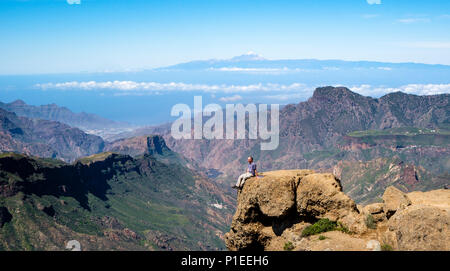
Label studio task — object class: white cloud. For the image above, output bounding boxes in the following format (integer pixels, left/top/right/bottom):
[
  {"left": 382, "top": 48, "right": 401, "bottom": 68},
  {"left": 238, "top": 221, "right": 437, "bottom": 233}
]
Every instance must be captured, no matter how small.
[
  {"left": 263, "top": 93, "right": 311, "bottom": 101},
  {"left": 351, "top": 84, "right": 450, "bottom": 97},
  {"left": 219, "top": 95, "right": 243, "bottom": 102},
  {"left": 367, "top": 0, "right": 381, "bottom": 5},
  {"left": 397, "top": 84, "right": 450, "bottom": 95},
  {"left": 397, "top": 18, "right": 430, "bottom": 24},
  {"left": 34, "top": 81, "right": 450, "bottom": 98},
  {"left": 67, "top": 0, "right": 81, "bottom": 4},
  {"left": 323, "top": 67, "right": 340, "bottom": 71},
  {"left": 35, "top": 81, "right": 308, "bottom": 94}
]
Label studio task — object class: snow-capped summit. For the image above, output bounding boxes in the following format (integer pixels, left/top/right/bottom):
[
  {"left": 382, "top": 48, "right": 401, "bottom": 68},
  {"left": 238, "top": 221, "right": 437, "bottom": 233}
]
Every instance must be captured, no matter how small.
[{"left": 230, "top": 51, "right": 266, "bottom": 62}]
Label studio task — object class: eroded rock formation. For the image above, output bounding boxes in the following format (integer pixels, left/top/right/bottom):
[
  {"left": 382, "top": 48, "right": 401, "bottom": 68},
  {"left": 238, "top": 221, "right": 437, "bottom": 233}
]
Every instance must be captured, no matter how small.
[{"left": 225, "top": 170, "right": 450, "bottom": 251}]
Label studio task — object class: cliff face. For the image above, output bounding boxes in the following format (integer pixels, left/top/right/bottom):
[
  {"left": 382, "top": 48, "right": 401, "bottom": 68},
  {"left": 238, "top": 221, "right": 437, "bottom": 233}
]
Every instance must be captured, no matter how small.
[
  {"left": 105, "top": 135, "right": 171, "bottom": 157},
  {"left": 225, "top": 170, "right": 450, "bottom": 251},
  {"left": 104, "top": 135, "right": 202, "bottom": 172}
]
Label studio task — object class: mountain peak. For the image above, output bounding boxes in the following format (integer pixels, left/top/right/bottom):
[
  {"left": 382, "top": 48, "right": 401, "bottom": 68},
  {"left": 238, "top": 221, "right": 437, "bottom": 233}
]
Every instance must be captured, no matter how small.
[
  {"left": 230, "top": 51, "right": 266, "bottom": 61},
  {"left": 10, "top": 99, "right": 26, "bottom": 106},
  {"left": 312, "top": 86, "right": 359, "bottom": 99},
  {"left": 147, "top": 135, "right": 170, "bottom": 155},
  {"left": 244, "top": 51, "right": 260, "bottom": 56}
]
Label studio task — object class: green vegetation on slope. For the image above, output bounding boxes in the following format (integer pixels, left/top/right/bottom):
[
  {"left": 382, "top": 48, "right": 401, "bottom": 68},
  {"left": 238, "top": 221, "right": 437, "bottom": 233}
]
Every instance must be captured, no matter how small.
[
  {"left": 347, "top": 127, "right": 450, "bottom": 147},
  {"left": 348, "top": 127, "right": 450, "bottom": 137},
  {"left": 0, "top": 152, "right": 232, "bottom": 251},
  {"left": 301, "top": 219, "right": 337, "bottom": 237}
]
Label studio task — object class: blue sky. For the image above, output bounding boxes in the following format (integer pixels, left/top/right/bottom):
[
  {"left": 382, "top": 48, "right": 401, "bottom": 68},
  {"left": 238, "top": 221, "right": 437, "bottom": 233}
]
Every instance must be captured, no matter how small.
[
  {"left": 0, "top": 0, "right": 449, "bottom": 125},
  {"left": 1, "top": 0, "right": 450, "bottom": 74}
]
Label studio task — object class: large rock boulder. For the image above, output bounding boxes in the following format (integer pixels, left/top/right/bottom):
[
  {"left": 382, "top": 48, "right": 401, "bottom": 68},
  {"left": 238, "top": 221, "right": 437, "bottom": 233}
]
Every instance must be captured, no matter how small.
[
  {"left": 225, "top": 170, "right": 313, "bottom": 251},
  {"left": 224, "top": 222, "right": 271, "bottom": 251},
  {"left": 382, "top": 186, "right": 412, "bottom": 218},
  {"left": 236, "top": 170, "right": 313, "bottom": 220},
  {"left": 225, "top": 170, "right": 366, "bottom": 251},
  {"left": 296, "top": 173, "right": 366, "bottom": 233},
  {"left": 383, "top": 204, "right": 449, "bottom": 251},
  {"left": 363, "top": 203, "right": 386, "bottom": 222},
  {"left": 381, "top": 189, "right": 450, "bottom": 251}
]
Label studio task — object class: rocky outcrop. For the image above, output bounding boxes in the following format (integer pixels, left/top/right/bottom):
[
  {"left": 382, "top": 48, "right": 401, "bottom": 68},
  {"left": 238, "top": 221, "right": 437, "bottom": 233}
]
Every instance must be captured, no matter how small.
[
  {"left": 383, "top": 204, "right": 449, "bottom": 251},
  {"left": 225, "top": 170, "right": 450, "bottom": 251},
  {"left": 105, "top": 135, "right": 201, "bottom": 173},
  {"left": 147, "top": 135, "right": 170, "bottom": 155},
  {"left": 225, "top": 170, "right": 313, "bottom": 251},
  {"left": 296, "top": 173, "right": 366, "bottom": 233},
  {"left": 363, "top": 203, "right": 385, "bottom": 222},
  {"left": 105, "top": 135, "right": 171, "bottom": 157},
  {"left": 225, "top": 170, "right": 367, "bottom": 251},
  {"left": 382, "top": 186, "right": 412, "bottom": 218},
  {"left": 382, "top": 189, "right": 450, "bottom": 251}
]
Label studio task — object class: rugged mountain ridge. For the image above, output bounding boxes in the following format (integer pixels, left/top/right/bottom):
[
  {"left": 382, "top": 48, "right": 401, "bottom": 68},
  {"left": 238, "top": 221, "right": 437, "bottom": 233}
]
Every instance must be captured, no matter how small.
[
  {"left": 156, "top": 87, "right": 449, "bottom": 203},
  {"left": 104, "top": 135, "right": 204, "bottom": 173},
  {"left": 0, "top": 99, "right": 128, "bottom": 130},
  {"left": 225, "top": 170, "right": 449, "bottom": 251},
  {"left": 163, "top": 87, "right": 448, "bottom": 170},
  {"left": 159, "top": 54, "right": 450, "bottom": 72},
  {"left": 0, "top": 108, "right": 105, "bottom": 162}
]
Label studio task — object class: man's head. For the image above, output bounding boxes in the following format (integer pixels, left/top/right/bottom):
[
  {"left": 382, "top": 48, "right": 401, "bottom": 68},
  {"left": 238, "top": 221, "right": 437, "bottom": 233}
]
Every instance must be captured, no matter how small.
[{"left": 247, "top": 156, "right": 253, "bottom": 163}]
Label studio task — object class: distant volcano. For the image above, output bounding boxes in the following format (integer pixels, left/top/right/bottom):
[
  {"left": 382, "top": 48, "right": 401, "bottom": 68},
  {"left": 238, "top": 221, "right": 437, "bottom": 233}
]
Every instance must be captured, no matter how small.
[{"left": 229, "top": 51, "right": 266, "bottom": 62}]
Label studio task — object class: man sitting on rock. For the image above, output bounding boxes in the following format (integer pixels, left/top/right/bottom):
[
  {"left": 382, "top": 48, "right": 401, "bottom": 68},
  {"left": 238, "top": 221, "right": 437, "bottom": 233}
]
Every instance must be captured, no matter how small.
[{"left": 232, "top": 156, "right": 257, "bottom": 189}]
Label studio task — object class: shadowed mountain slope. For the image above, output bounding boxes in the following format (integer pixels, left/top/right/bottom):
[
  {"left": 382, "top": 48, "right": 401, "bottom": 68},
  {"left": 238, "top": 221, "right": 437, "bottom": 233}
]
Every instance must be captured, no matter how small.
[
  {"left": 0, "top": 108, "right": 105, "bottom": 162},
  {"left": 0, "top": 148, "right": 234, "bottom": 250}
]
